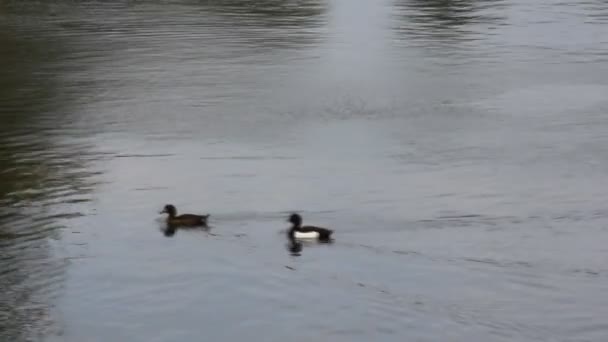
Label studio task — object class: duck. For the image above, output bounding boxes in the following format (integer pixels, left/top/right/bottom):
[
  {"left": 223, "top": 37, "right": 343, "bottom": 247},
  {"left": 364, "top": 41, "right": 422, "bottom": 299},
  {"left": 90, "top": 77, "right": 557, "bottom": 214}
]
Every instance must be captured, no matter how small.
[
  {"left": 160, "top": 204, "right": 209, "bottom": 227},
  {"left": 287, "top": 213, "right": 333, "bottom": 242}
]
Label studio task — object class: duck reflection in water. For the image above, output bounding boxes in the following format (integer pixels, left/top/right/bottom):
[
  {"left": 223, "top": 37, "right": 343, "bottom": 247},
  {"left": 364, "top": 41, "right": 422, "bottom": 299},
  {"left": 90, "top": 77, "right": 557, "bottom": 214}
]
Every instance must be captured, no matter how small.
[
  {"left": 163, "top": 225, "right": 177, "bottom": 237},
  {"left": 286, "top": 237, "right": 303, "bottom": 256},
  {"left": 285, "top": 234, "right": 335, "bottom": 256},
  {"left": 161, "top": 224, "right": 213, "bottom": 237}
]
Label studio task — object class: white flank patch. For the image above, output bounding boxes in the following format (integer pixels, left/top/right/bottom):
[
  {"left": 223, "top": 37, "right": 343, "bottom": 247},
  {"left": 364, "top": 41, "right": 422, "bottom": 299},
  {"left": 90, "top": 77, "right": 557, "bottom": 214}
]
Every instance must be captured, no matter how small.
[{"left": 294, "top": 231, "right": 320, "bottom": 239}]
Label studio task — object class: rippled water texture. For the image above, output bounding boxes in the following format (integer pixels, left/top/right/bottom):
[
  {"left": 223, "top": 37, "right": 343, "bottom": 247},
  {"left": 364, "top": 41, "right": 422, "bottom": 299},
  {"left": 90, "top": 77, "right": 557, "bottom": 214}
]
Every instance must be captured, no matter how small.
[{"left": 1, "top": 0, "right": 608, "bottom": 341}]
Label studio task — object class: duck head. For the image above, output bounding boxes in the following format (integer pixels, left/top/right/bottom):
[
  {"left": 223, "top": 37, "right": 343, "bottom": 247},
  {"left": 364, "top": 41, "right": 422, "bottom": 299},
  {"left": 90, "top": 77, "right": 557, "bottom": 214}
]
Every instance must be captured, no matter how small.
[
  {"left": 160, "top": 204, "right": 177, "bottom": 217},
  {"left": 288, "top": 213, "right": 302, "bottom": 227}
]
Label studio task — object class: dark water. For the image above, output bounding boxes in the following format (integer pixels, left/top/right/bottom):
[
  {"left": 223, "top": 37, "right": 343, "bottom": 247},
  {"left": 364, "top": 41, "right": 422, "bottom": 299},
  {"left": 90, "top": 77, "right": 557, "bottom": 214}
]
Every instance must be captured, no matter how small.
[{"left": 1, "top": 0, "right": 608, "bottom": 341}]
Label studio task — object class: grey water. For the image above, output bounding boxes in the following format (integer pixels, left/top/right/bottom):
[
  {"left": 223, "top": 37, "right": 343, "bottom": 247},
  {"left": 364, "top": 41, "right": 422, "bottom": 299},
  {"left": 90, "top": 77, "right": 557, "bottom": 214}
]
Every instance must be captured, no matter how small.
[{"left": 1, "top": 0, "right": 608, "bottom": 341}]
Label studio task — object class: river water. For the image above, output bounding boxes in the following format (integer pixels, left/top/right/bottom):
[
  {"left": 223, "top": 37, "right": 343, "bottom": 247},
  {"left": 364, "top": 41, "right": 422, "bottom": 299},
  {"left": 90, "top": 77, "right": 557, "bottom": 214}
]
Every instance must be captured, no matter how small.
[{"left": 1, "top": 0, "right": 607, "bottom": 341}]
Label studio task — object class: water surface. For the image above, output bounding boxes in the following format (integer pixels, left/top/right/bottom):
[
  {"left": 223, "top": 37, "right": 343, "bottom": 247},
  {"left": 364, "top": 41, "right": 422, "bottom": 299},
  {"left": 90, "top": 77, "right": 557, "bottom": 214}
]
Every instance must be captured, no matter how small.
[{"left": 1, "top": 0, "right": 608, "bottom": 341}]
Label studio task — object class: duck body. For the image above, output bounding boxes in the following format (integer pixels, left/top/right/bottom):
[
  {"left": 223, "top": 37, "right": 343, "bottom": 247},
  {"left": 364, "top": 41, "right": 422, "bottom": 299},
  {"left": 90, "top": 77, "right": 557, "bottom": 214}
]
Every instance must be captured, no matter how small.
[
  {"left": 292, "top": 226, "right": 333, "bottom": 240},
  {"left": 287, "top": 213, "right": 333, "bottom": 242},
  {"left": 167, "top": 213, "right": 209, "bottom": 226},
  {"left": 161, "top": 204, "right": 209, "bottom": 227}
]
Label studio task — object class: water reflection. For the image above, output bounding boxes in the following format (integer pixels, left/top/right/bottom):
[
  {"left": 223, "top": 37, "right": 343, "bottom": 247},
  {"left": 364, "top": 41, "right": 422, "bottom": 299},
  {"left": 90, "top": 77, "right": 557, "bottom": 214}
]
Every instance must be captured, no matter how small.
[
  {"left": 40, "top": 0, "right": 328, "bottom": 51},
  {"left": 0, "top": 24, "right": 101, "bottom": 341},
  {"left": 285, "top": 236, "right": 334, "bottom": 257},
  {"left": 0, "top": 0, "right": 330, "bottom": 140},
  {"left": 392, "top": 0, "right": 506, "bottom": 46},
  {"left": 286, "top": 238, "right": 303, "bottom": 256},
  {"left": 195, "top": 0, "right": 328, "bottom": 49},
  {"left": 586, "top": 1, "right": 608, "bottom": 23},
  {"left": 163, "top": 226, "right": 177, "bottom": 237},
  {"left": 199, "top": 0, "right": 327, "bottom": 26},
  {"left": 161, "top": 225, "right": 213, "bottom": 237}
]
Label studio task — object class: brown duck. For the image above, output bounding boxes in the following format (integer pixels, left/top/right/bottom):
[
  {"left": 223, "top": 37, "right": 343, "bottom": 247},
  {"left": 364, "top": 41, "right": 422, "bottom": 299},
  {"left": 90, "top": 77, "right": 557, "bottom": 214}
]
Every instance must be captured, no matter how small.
[{"left": 160, "top": 204, "right": 209, "bottom": 227}]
